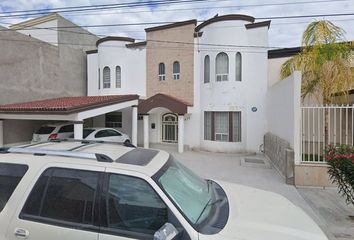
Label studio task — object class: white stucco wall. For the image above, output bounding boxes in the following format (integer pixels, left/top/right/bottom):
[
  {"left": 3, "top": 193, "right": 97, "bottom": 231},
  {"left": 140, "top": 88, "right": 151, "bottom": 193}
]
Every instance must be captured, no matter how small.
[
  {"left": 266, "top": 71, "right": 301, "bottom": 149},
  {"left": 17, "top": 19, "right": 59, "bottom": 46},
  {"left": 268, "top": 57, "right": 291, "bottom": 87},
  {"left": 196, "top": 20, "right": 269, "bottom": 153},
  {"left": 89, "top": 40, "right": 146, "bottom": 97}
]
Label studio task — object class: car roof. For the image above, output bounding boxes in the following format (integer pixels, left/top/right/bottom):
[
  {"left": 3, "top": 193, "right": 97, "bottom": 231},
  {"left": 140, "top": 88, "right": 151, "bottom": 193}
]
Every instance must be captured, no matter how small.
[{"left": 0, "top": 141, "right": 169, "bottom": 177}]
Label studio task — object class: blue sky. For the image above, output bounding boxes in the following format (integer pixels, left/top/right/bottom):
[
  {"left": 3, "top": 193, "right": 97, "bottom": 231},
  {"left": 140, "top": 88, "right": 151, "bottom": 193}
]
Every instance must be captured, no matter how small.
[{"left": 0, "top": 0, "right": 353, "bottom": 48}]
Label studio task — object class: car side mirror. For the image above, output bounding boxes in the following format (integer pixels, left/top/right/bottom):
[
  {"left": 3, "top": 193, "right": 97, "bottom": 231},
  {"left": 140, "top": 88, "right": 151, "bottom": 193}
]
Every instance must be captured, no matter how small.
[{"left": 154, "top": 223, "right": 179, "bottom": 240}]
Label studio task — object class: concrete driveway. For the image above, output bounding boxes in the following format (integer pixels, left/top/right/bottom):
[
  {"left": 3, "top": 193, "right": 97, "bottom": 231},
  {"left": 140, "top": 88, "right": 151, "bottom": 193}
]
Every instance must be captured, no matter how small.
[{"left": 153, "top": 145, "right": 354, "bottom": 240}]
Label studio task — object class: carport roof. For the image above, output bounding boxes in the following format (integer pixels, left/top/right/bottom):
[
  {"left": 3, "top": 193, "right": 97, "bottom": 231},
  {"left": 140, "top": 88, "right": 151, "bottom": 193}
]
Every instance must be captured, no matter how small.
[{"left": 0, "top": 95, "right": 139, "bottom": 114}]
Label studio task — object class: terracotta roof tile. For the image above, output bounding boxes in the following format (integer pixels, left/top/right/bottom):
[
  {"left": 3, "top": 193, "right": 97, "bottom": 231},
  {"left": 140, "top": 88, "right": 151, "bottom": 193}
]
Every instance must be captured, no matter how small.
[{"left": 0, "top": 95, "right": 139, "bottom": 114}]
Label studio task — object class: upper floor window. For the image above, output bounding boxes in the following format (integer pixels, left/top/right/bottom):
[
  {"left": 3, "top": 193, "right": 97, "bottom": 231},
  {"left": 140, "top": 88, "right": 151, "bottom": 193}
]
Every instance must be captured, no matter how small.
[
  {"left": 215, "top": 52, "right": 229, "bottom": 82},
  {"left": 116, "top": 66, "right": 121, "bottom": 88},
  {"left": 236, "top": 52, "right": 242, "bottom": 81},
  {"left": 173, "top": 61, "right": 180, "bottom": 80},
  {"left": 204, "top": 55, "right": 210, "bottom": 83},
  {"left": 158, "top": 63, "right": 165, "bottom": 81},
  {"left": 103, "top": 66, "right": 111, "bottom": 88}
]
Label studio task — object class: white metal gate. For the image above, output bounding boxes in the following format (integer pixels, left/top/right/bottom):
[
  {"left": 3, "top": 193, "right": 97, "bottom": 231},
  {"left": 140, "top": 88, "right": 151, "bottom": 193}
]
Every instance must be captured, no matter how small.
[
  {"left": 301, "top": 105, "right": 354, "bottom": 163},
  {"left": 162, "top": 113, "right": 178, "bottom": 143}
]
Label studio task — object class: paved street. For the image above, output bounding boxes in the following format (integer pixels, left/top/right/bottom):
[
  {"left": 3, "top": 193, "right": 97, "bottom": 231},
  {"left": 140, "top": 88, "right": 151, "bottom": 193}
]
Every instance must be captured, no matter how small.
[{"left": 153, "top": 144, "right": 354, "bottom": 240}]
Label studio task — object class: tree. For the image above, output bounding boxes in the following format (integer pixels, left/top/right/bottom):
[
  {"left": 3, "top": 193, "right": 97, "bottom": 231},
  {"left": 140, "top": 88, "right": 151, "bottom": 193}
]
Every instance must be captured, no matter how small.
[{"left": 280, "top": 20, "right": 353, "bottom": 104}]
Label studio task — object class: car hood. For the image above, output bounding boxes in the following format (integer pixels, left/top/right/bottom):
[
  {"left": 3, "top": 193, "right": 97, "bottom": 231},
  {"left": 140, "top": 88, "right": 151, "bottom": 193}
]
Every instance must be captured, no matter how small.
[{"left": 200, "top": 181, "right": 328, "bottom": 240}]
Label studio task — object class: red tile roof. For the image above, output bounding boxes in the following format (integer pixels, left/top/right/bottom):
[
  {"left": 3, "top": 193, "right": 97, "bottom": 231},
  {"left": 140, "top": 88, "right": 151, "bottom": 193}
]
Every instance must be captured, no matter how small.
[
  {"left": 0, "top": 95, "right": 139, "bottom": 114},
  {"left": 138, "top": 93, "right": 192, "bottom": 115}
]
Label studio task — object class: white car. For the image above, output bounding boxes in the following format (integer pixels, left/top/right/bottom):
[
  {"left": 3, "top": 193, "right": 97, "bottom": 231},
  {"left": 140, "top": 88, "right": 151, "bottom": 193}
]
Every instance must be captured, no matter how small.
[
  {"left": 32, "top": 123, "right": 74, "bottom": 142},
  {"left": 0, "top": 140, "right": 328, "bottom": 240},
  {"left": 83, "top": 128, "right": 130, "bottom": 143}
]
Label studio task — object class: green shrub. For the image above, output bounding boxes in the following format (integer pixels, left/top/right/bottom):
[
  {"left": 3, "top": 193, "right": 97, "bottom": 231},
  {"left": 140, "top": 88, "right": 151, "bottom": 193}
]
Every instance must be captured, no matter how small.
[{"left": 324, "top": 145, "right": 354, "bottom": 204}]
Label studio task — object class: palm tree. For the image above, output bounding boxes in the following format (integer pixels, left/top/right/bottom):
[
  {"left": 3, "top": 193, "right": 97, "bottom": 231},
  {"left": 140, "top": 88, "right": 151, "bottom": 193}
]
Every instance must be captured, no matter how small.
[{"left": 280, "top": 20, "right": 353, "bottom": 104}]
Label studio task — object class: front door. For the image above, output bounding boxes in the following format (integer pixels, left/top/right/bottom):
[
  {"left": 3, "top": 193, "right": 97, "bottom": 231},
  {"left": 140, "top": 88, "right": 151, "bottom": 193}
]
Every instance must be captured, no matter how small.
[{"left": 162, "top": 113, "right": 178, "bottom": 143}]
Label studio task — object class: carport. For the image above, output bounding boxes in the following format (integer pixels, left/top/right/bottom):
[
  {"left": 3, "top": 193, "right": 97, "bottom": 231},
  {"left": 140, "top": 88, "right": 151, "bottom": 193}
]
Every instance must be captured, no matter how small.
[{"left": 0, "top": 95, "right": 139, "bottom": 147}]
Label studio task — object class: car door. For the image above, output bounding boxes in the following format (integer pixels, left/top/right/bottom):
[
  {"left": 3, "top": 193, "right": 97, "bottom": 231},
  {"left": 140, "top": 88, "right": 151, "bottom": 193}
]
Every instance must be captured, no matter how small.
[
  {"left": 99, "top": 169, "right": 195, "bottom": 240},
  {"left": 95, "top": 130, "right": 123, "bottom": 142},
  {"left": 7, "top": 163, "right": 104, "bottom": 240}
]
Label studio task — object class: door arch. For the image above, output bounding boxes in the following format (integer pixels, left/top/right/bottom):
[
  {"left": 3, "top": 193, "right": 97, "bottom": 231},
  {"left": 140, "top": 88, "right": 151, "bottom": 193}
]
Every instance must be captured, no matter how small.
[{"left": 161, "top": 113, "right": 178, "bottom": 143}]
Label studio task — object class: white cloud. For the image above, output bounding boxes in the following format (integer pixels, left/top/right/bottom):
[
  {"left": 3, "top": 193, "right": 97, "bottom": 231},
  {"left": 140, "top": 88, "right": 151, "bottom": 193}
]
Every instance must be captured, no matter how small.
[{"left": 1, "top": 0, "right": 353, "bottom": 47}]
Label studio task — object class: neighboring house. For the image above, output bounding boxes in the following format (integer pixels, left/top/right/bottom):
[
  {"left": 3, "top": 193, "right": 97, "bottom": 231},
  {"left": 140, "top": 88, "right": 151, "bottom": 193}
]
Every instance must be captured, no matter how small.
[
  {"left": 0, "top": 13, "right": 99, "bottom": 145},
  {"left": 87, "top": 14, "right": 271, "bottom": 153}
]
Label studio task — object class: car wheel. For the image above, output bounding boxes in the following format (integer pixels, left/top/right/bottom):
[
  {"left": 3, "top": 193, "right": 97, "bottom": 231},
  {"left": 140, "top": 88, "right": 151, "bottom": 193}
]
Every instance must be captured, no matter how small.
[{"left": 124, "top": 139, "right": 131, "bottom": 144}]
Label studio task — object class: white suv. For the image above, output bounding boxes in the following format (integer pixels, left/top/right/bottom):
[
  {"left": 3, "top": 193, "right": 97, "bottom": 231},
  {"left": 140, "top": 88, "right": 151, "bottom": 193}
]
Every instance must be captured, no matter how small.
[{"left": 0, "top": 140, "right": 328, "bottom": 240}]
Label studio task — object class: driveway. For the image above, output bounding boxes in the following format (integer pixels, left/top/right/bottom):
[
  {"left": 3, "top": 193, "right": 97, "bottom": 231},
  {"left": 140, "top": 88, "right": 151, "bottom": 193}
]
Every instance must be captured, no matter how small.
[{"left": 153, "top": 145, "right": 354, "bottom": 240}]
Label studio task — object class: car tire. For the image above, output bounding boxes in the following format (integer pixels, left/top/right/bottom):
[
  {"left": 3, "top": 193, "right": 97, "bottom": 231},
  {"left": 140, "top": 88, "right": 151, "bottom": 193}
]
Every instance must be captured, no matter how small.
[{"left": 124, "top": 139, "right": 131, "bottom": 144}]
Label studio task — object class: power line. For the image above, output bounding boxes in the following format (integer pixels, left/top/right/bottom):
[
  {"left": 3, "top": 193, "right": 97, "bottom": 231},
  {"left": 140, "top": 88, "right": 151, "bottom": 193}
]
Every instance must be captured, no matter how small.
[
  {"left": 60, "top": 0, "right": 352, "bottom": 17},
  {"left": 0, "top": 0, "right": 223, "bottom": 18},
  {"left": 1, "top": 12, "right": 354, "bottom": 31}
]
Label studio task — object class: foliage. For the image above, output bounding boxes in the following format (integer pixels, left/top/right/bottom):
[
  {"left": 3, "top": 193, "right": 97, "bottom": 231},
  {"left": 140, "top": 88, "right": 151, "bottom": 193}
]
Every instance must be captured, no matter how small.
[
  {"left": 280, "top": 20, "right": 354, "bottom": 104},
  {"left": 324, "top": 145, "right": 354, "bottom": 204}
]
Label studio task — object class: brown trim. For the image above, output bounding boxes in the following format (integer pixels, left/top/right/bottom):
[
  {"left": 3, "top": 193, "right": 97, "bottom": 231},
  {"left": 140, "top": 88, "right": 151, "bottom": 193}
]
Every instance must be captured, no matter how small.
[
  {"left": 193, "top": 32, "right": 203, "bottom": 38},
  {"left": 268, "top": 47, "right": 302, "bottom": 59},
  {"left": 211, "top": 112, "right": 215, "bottom": 141},
  {"left": 138, "top": 94, "right": 191, "bottom": 115},
  {"left": 245, "top": 20, "right": 271, "bottom": 29},
  {"left": 86, "top": 49, "right": 98, "bottom": 54},
  {"left": 96, "top": 36, "right": 135, "bottom": 47},
  {"left": 126, "top": 41, "right": 147, "bottom": 48},
  {"left": 195, "top": 14, "right": 255, "bottom": 32},
  {"left": 145, "top": 19, "right": 197, "bottom": 32},
  {"left": 229, "top": 112, "right": 233, "bottom": 142}
]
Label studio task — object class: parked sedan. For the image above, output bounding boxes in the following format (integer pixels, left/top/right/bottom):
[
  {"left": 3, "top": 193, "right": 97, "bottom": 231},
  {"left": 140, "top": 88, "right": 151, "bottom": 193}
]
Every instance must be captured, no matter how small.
[{"left": 83, "top": 128, "right": 131, "bottom": 143}]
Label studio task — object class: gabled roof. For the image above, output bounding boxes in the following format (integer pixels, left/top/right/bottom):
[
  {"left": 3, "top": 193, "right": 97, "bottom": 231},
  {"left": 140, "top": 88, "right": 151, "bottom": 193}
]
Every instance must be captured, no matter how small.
[
  {"left": 0, "top": 95, "right": 139, "bottom": 114},
  {"left": 138, "top": 93, "right": 192, "bottom": 115},
  {"left": 195, "top": 14, "right": 255, "bottom": 32}
]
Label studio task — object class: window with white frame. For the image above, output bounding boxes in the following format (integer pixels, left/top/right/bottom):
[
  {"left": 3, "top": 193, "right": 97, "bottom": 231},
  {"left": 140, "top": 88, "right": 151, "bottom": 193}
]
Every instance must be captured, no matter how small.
[
  {"left": 204, "top": 55, "right": 210, "bottom": 83},
  {"left": 116, "top": 66, "right": 121, "bottom": 88},
  {"left": 173, "top": 61, "right": 180, "bottom": 80},
  {"left": 105, "top": 112, "right": 122, "bottom": 128},
  {"left": 236, "top": 52, "right": 242, "bottom": 81},
  {"left": 158, "top": 63, "right": 165, "bottom": 81},
  {"left": 215, "top": 112, "right": 229, "bottom": 141},
  {"left": 103, "top": 66, "right": 111, "bottom": 88},
  {"left": 215, "top": 52, "right": 229, "bottom": 82},
  {"left": 204, "top": 111, "right": 241, "bottom": 142}
]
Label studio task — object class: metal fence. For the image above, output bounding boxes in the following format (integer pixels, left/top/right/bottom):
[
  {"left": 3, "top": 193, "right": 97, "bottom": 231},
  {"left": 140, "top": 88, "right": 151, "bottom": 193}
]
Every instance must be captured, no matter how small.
[{"left": 301, "top": 105, "right": 354, "bottom": 163}]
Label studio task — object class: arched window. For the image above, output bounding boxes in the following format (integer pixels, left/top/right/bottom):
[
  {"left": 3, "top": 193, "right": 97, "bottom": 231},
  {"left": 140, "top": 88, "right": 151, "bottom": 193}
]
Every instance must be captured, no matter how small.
[
  {"left": 236, "top": 52, "right": 242, "bottom": 81},
  {"left": 158, "top": 63, "right": 165, "bottom": 81},
  {"left": 103, "top": 66, "right": 111, "bottom": 88},
  {"left": 204, "top": 55, "right": 210, "bottom": 83},
  {"left": 173, "top": 61, "right": 180, "bottom": 80},
  {"left": 215, "top": 52, "right": 229, "bottom": 82},
  {"left": 116, "top": 66, "right": 121, "bottom": 88}
]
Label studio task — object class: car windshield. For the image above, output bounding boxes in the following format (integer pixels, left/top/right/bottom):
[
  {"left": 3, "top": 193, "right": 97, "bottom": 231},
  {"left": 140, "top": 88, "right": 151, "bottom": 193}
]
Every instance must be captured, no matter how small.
[
  {"left": 155, "top": 157, "right": 213, "bottom": 225},
  {"left": 36, "top": 126, "right": 55, "bottom": 134}
]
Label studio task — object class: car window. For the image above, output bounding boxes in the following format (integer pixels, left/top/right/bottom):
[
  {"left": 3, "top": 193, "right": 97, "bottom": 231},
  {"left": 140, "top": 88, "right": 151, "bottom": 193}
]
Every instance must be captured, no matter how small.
[
  {"left": 95, "top": 130, "right": 108, "bottom": 138},
  {"left": 58, "top": 125, "right": 74, "bottom": 133},
  {"left": 0, "top": 163, "right": 28, "bottom": 212},
  {"left": 36, "top": 126, "right": 55, "bottom": 134},
  {"left": 21, "top": 168, "right": 99, "bottom": 225},
  {"left": 106, "top": 130, "right": 122, "bottom": 137},
  {"left": 83, "top": 129, "right": 95, "bottom": 139},
  {"left": 105, "top": 174, "right": 167, "bottom": 235}
]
